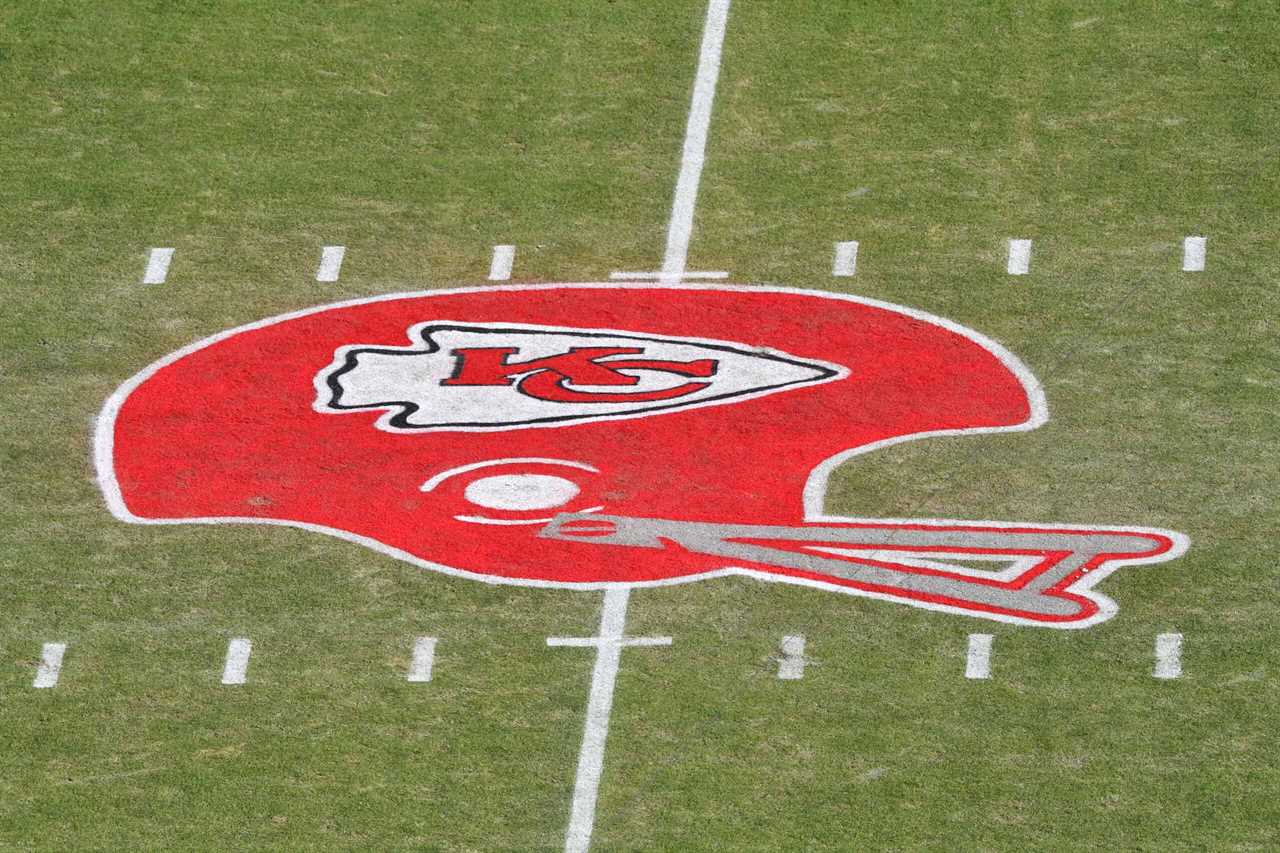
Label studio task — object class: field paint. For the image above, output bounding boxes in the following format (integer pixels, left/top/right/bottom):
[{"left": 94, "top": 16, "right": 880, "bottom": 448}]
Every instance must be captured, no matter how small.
[
  {"left": 407, "top": 636, "right": 437, "bottom": 682},
  {"left": 1182, "top": 236, "right": 1206, "bottom": 272},
  {"left": 489, "top": 245, "right": 515, "bottom": 281},
  {"left": 221, "top": 638, "right": 252, "bottom": 685},
  {"left": 316, "top": 246, "right": 346, "bottom": 282},
  {"left": 97, "top": 283, "right": 1189, "bottom": 630},
  {"left": 550, "top": 587, "right": 671, "bottom": 853},
  {"left": 609, "top": 270, "right": 728, "bottom": 280},
  {"left": 1007, "top": 239, "right": 1032, "bottom": 275},
  {"left": 142, "top": 248, "right": 174, "bottom": 284},
  {"left": 32, "top": 642, "right": 67, "bottom": 689},
  {"left": 777, "top": 634, "right": 807, "bottom": 680},
  {"left": 660, "top": 0, "right": 731, "bottom": 284},
  {"left": 1153, "top": 632, "right": 1183, "bottom": 679},
  {"left": 965, "top": 633, "right": 993, "bottom": 679},
  {"left": 832, "top": 241, "right": 859, "bottom": 277}
]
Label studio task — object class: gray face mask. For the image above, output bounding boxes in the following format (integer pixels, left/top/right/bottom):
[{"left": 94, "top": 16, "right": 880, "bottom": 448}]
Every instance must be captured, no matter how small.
[{"left": 539, "top": 512, "right": 1168, "bottom": 621}]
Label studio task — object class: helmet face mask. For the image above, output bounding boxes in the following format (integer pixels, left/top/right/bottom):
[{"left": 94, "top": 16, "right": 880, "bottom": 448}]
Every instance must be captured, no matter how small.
[{"left": 95, "top": 284, "right": 1187, "bottom": 628}]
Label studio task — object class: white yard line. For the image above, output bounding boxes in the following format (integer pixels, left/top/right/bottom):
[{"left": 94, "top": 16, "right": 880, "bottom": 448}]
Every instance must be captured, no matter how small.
[
  {"left": 316, "top": 246, "right": 346, "bottom": 282},
  {"left": 1182, "top": 236, "right": 1206, "bottom": 272},
  {"left": 549, "top": 587, "right": 671, "bottom": 853},
  {"left": 965, "top": 633, "right": 993, "bottom": 679},
  {"left": 832, "top": 241, "right": 859, "bottom": 277},
  {"left": 143, "top": 248, "right": 174, "bottom": 284},
  {"left": 32, "top": 642, "right": 67, "bottom": 689},
  {"left": 488, "top": 244, "right": 515, "bottom": 281},
  {"left": 1007, "top": 239, "right": 1032, "bottom": 275},
  {"left": 659, "top": 0, "right": 732, "bottom": 285},
  {"left": 407, "top": 636, "right": 437, "bottom": 683},
  {"left": 221, "top": 638, "right": 252, "bottom": 685},
  {"left": 777, "top": 634, "right": 807, "bottom": 680},
  {"left": 1153, "top": 632, "right": 1183, "bottom": 679}
]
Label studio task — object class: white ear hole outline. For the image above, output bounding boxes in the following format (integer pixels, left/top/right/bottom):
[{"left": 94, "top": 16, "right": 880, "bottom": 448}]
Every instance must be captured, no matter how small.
[
  {"left": 420, "top": 457, "right": 600, "bottom": 492},
  {"left": 419, "top": 457, "right": 604, "bottom": 526}
]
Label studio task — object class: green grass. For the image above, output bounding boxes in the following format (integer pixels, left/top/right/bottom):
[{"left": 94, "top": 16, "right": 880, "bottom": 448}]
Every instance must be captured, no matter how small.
[{"left": 2, "top": 0, "right": 1279, "bottom": 849}]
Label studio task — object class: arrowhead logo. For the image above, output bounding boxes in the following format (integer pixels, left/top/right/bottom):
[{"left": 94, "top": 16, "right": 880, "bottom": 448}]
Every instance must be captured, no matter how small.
[{"left": 314, "top": 322, "right": 847, "bottom": 431}]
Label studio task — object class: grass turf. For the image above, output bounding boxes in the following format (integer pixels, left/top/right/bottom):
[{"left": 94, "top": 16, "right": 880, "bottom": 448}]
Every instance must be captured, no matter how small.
[{"left": 2, "top": 0, "right": 1278, "bottom": 849}]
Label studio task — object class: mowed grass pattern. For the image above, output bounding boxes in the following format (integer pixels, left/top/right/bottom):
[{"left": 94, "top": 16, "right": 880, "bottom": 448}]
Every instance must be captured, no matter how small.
[{"left": 2, "top": 1, "right": 1279, "bottom": 849}]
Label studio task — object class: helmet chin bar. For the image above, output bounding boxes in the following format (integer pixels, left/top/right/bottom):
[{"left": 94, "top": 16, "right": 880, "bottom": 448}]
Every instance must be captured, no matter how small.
[{"left": 538, "top": 512, "right": 1176, "bottom": 624}]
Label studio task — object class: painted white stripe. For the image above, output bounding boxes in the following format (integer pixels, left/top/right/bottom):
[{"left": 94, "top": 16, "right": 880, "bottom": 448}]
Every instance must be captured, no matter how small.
[
  {"left": 221, "top": 638, "right": 252, "bottom": 685},
  {"left": 488, "top": 245, "right": 515, "bottom": 281},
  {"left": 142, "top": 248, "right": 174, "bottom": 284},
  {"left": 32, "top": 642, "right": 67, "bottom": 689},
  {"left": 832, "top": 241, "right": 859, "bottom": 277},
  {"left": 659, "top": 0, "right": 731, "bottom": 285},
  {"left": 407, "top": 636, "right": 437, "bottom": 682},
  {"left": 608, "top": 270, "right": 729, "bottom": 281},
  {"left": 1182, "top": 236, "right": 1206, "bottom": 272},
  {"left": 1153, "top": 632, "right": 1183, "bottom": 679},
  {"left": 777, "top": 634, "right": 806, "bottom": 680},
  {"left": 1007, "top": 239, "right": 1032, "bottom": 275},
  {"left": 551, "top": 587, "right": 672, "bottom": 853},
  {"left": 316, "top": 246, "right": 346, "bottom": 282},
  {"left": 965, "top": 633, "right": 993, "bottom": 680}
]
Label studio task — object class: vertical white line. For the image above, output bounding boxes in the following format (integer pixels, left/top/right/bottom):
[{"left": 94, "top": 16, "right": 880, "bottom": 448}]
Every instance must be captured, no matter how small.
[
  {"left": 221, "top": 638, "right": 252, "bottom": 685},
  {"left": 777, "top": 634, "right": 806, "bottom": 680},
  {"left": 659, "top": 0, "right": 732, "bottom": 285},
  {"left": 1182, "top": 236, "right": 1206, "bottom": 272},
  {"left": 564, "top": 586, "right": 630, "bottom": 853},
  {"left": 488, "top": 244, "right": 515, "bottom": 281},
  {"left": 32, "top": 642, "right": 67, "bottom": 689},
  {"left": 1007, "top": 239, "right": 1032, "bottom": 275},
  {"left": 1153, "top": 632, "right": 1183, "bottom": 680},
  {"left": 316, "top": 245, "right": 346, "bottom": 282},
  {"left": 832, "top": 241, "right": 859, "bottom": 277},
  {"left": 965, "top": 634, "right": 993, "bottom": 680},
  {"left": 407, "top": 636, "right": 437, "bottom": 683},
  {"left": 142, "top": 248, "right": 174, "bottom": 284}
]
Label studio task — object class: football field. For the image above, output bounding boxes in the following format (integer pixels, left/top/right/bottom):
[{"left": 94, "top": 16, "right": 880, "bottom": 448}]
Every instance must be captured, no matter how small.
[{"left": 2, "top": 1, "right": 1279, "bottom": 849}]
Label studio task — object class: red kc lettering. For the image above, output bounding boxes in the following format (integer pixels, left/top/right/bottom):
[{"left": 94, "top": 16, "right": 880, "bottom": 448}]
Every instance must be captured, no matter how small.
[{"left": 442, "top": 346, "right": 718, "bottom": 403}]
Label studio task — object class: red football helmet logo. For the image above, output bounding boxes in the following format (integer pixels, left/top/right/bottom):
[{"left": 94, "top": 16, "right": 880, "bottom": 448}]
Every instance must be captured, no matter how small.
[{"left": 94, "top": 284, "right": 1187, "bottom": 628}]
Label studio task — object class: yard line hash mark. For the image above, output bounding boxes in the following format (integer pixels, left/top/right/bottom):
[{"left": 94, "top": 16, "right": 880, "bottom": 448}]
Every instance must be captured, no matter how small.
[
  {"left": 316, "top": 246, "right": 346, "bottom": 282},
  {"left": 965, "top": 633, "right": 993, "bottom": 680},
  {"left": 1182, "top": 236, "right": 1206, "bottom": 272},
  {"left": 832, "top": 241, "right": 859, "bottom": 277},
  {"left": 32, "top": 642, "right": 67, "bottom": 689},
  {"left": 1154, "top": 632, "right": 1183, "bottom": 679},
  {"left": 221, "top": 638, "right": 252, "bottom": 685},
  {"left": 407, "top": 636, "right": 437, "bottom": 683},
  {"left": 489, "top": 245, "right": 515, "bottom": 281},
  {"left": 549, "top": 587, "right": 672, "bottom": 853},
  {"left": 1007, "top": 239, "right": 1032, "bottom": 275},
  {"left": 143, "top": 248, "right": 174, "bottom": 284},
  {"left": 660, "top": 0, "right": 731, "bottom": 285},
  {"left": 777, "top": 634, "right": 807, "bottom": 680}
]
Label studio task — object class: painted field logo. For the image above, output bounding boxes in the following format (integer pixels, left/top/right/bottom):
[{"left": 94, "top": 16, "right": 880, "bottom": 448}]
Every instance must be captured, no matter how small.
[
  {"left": 316, "top": 323, "right": 844, "bottom": 430},
  {"left": 95, "top": 284, "right": 1188, "bottom": 628}
]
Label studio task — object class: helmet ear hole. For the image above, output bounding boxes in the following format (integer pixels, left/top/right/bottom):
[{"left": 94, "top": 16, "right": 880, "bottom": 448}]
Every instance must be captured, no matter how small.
[{"left": 463, "top": 474, "right": 581, "bottom": 511}]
